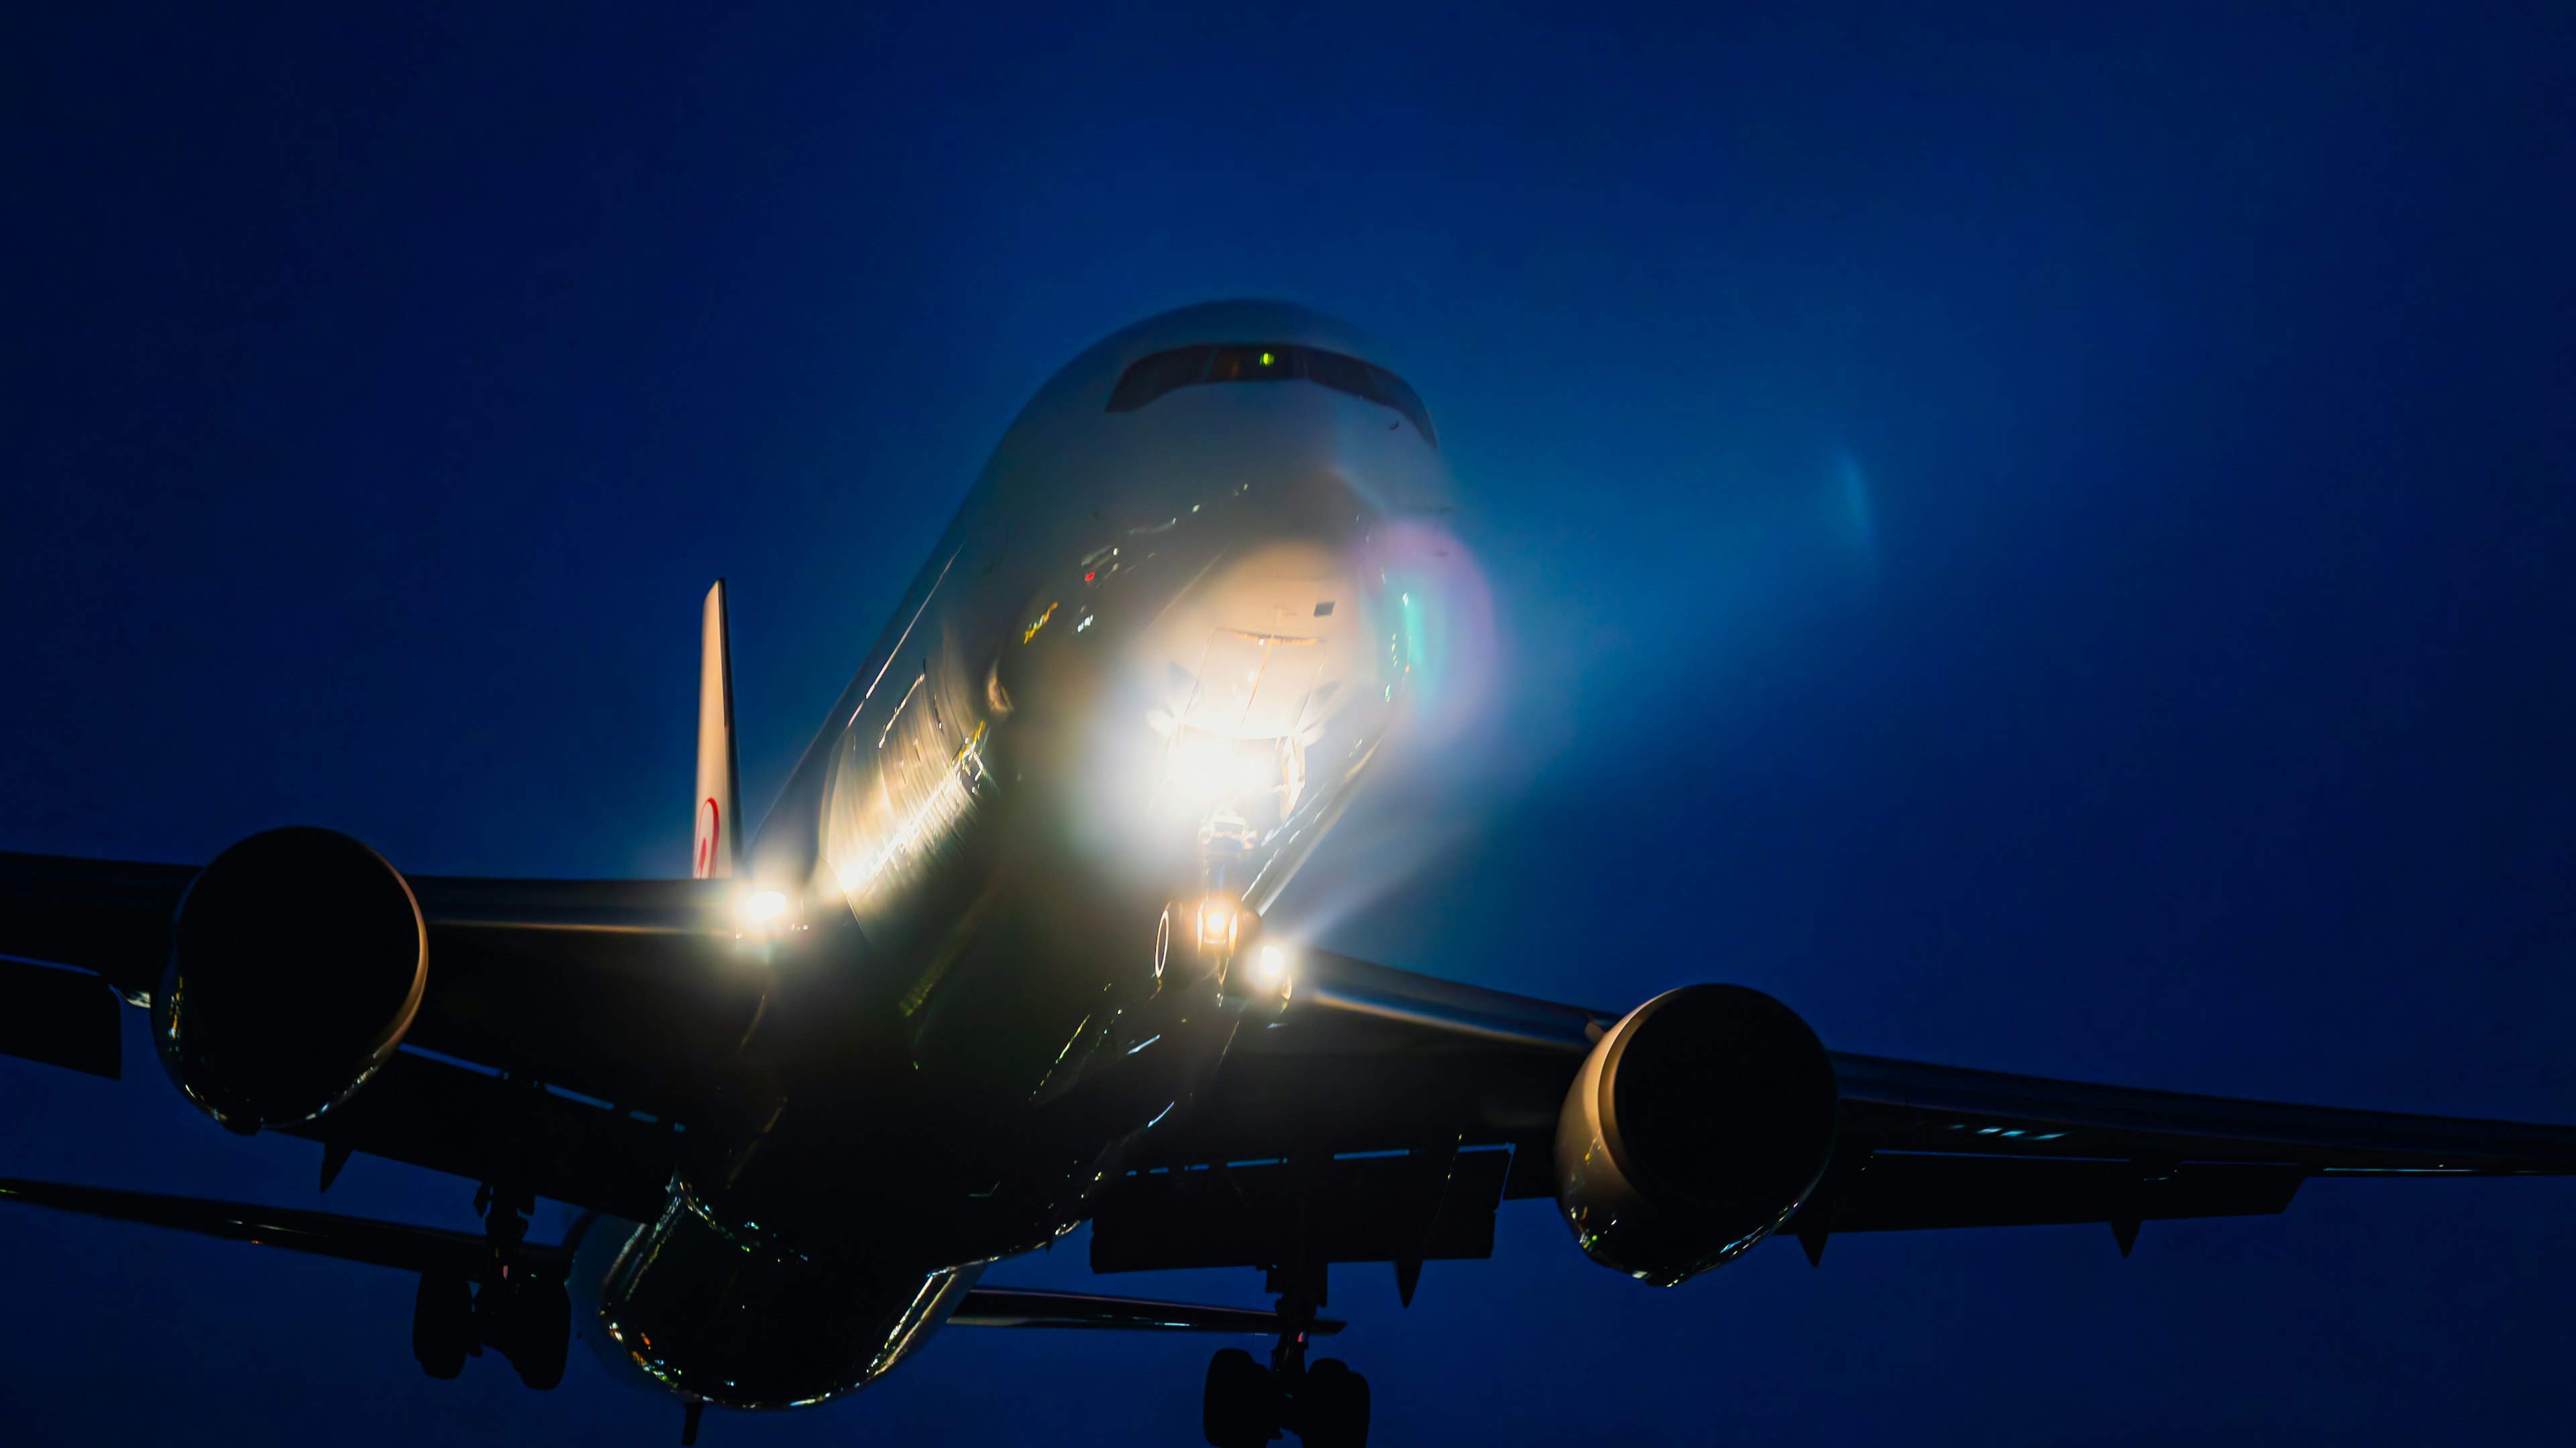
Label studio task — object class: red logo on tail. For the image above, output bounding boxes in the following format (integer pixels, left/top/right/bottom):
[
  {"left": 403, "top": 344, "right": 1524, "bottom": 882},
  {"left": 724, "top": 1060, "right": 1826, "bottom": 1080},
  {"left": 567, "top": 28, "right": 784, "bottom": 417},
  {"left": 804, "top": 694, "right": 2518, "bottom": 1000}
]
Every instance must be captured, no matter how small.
[{"left": 694, "top": 797, "right": 720, "bottom": 879}]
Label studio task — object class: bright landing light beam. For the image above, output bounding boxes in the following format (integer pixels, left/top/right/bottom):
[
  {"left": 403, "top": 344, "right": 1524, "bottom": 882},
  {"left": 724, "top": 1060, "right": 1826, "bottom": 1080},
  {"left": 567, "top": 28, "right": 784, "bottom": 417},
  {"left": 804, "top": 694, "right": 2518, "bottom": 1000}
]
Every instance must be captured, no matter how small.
[{"left": 740, "top": 889, "right": 789, "bottom": 930}]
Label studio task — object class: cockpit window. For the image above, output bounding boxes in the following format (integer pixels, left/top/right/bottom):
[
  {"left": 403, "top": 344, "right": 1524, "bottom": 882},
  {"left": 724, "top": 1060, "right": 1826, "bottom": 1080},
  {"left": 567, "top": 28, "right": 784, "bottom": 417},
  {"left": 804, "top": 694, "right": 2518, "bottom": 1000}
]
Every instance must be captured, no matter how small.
[
  {"left": 1206, "top": 344, "right": 1297, "bottom": 383},
  {"left": 1105, "top": 345, "right": 1212, "bottom": 412},
  {"left": 1106, "top": 343, "right": 1438, "bottom": 448},
  {"left": 1299, "top": 349, "right": 1438, "bottom": 448},
  {"left": 1352, "top": 361, "right": 1436, "bottom": 449},
  {"left": 1297, "top": 347, "right": 1371, "bottom": 402}
]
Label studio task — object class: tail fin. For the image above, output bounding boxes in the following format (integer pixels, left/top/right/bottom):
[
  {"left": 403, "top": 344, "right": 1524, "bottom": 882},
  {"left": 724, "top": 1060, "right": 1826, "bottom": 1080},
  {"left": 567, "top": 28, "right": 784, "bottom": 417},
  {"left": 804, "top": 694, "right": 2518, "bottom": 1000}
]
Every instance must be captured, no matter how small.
[{"left": 692, "top": 580, "right": 741, "bottom": 879}]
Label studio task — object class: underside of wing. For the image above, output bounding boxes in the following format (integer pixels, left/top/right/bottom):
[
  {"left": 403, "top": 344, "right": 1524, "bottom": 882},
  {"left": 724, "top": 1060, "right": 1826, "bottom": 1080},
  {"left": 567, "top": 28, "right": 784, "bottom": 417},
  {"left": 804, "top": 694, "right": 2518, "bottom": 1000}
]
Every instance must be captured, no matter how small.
[
  {"left": 0, "top": 848, "right": 762, "bottom": 1217},
  {"left": 1103, "top": 952, "right": 2576, "bottom": 1281}
]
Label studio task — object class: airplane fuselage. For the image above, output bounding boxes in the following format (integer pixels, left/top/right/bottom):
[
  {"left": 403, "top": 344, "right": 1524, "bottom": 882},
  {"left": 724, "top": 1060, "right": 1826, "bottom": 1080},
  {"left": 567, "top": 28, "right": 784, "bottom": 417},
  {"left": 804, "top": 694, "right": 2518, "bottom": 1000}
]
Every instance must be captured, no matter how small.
[{"left": 578, "top": 302, "right": 1463, "bottom": 1408}]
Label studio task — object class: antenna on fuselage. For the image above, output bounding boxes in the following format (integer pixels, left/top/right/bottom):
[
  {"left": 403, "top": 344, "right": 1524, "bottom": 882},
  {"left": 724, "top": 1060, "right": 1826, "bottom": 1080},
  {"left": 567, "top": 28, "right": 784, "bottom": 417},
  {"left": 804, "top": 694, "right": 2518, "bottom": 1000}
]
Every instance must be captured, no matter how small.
[{"left": 692, "top": 579, "right": 741, "bottom": 880}]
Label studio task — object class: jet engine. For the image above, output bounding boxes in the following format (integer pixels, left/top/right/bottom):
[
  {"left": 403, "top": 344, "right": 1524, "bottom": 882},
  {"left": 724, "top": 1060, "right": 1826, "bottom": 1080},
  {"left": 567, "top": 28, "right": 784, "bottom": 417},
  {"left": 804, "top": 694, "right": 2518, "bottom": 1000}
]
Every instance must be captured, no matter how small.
[
  {"left": 1554, "top": 984, "right": 1838, "bottom": 1286},
  {"left": 154, "top": 827, "right": 427, "bottom": 1131}
]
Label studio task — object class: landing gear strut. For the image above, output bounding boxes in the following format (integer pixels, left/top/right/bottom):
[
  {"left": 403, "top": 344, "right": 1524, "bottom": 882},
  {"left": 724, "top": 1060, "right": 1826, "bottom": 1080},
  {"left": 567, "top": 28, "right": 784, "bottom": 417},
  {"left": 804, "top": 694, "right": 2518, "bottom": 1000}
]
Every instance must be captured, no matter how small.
[
  {"left": 1201, "top": 1268, "right": 1370, "bottom": 1447},
  {"left": 409, "top": 1171, "right": 570, "bottom": 1388}
]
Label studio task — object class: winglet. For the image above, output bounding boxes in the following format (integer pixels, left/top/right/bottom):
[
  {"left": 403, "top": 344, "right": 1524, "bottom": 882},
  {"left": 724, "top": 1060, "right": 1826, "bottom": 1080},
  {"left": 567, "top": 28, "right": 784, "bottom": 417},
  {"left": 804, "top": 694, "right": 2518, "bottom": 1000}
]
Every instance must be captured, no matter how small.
[{"left": 692, "top": 581, "right": 741, "bottom": 880}]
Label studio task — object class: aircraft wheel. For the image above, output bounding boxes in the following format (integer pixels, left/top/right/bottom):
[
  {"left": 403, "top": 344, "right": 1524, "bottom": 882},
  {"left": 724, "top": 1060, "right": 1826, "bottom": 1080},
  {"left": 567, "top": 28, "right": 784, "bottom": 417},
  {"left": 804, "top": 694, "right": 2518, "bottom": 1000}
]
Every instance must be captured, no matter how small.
[
  {"left": 411, "top": 1270, "right": 474, "bottom": 1380},
  {"left": 1203, "top": 1347, "right": 1279, "bottom": 1447},
  {"left": 505, "top": 1278, "right": 572, "bottom": 1390},
  {"left": 1300, "top": 1358, "right": 1370, "bottom": 1448}
]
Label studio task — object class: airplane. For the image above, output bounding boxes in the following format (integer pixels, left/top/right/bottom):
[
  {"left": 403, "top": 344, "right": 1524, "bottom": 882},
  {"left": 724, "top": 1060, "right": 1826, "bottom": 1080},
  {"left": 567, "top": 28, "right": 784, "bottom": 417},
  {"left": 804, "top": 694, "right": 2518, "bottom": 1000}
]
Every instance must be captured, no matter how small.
[{"left": 4, "top": 298, "right": 2574, "bottom": 1447}]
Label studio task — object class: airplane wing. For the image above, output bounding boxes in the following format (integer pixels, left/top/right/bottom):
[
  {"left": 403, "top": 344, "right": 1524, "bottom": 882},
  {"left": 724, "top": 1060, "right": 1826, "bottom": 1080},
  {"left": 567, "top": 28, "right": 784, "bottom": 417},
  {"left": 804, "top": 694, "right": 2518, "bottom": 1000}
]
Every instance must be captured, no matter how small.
[
  {"left": 1093, "top": 951, "right": 2576, "bottom": 1280},
  {"left": 0, "top": 849, "right": 761, "bottom": 1220},
  {"left": 12, "top": 849, "right": 2576, "bottom": 1285}
]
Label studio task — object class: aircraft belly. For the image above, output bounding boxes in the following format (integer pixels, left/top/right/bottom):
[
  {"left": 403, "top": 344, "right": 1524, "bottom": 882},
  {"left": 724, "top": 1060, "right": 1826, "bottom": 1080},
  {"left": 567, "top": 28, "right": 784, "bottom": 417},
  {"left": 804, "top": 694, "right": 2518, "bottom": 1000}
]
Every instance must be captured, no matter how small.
[{"left": 574, "top": 1195, "right": 985, "bottom": 1411}]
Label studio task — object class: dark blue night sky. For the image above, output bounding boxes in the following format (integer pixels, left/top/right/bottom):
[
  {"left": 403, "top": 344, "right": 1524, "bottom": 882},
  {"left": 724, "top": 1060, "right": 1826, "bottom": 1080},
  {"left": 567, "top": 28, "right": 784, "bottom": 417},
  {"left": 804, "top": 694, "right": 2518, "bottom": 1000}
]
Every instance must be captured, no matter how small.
[{"left": 7, "top": 5, "right": 2575, "bottom": 1443}]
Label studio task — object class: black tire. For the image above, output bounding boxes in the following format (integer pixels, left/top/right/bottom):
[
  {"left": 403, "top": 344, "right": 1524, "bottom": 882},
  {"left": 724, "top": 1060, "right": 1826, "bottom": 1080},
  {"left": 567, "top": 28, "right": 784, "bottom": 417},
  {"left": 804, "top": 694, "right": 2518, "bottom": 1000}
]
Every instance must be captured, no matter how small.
[
  {"left": 1301, "top": 1359, "right": 1371, "bottom": 1448},
  {"left": 1203, "top": 1347, "right": 1277, "bottom": 1447},
  {"left": 411, "top": 1271, "right": 473, "bottom": 1380},
  {"left": 505, "top": 1278, "right": 572, "bottom": 1391}
]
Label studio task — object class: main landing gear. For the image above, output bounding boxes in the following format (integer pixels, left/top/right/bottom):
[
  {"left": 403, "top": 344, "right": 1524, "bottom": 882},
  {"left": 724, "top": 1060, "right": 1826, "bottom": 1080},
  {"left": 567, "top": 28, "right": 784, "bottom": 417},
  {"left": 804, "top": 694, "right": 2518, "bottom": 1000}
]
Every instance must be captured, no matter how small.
[
  {"left": 410, "top": 1266, "right": 572, "bottom": 1388},
  {"left": 1201, "top": 1270, "right": 1369, "bottom": 1447},
  {"left": 1203, "top": 1347, "right": 1369, "bottom": 1448},
  {"left": 409, "top": 1180, "right": 572, "bottom": 1389}
]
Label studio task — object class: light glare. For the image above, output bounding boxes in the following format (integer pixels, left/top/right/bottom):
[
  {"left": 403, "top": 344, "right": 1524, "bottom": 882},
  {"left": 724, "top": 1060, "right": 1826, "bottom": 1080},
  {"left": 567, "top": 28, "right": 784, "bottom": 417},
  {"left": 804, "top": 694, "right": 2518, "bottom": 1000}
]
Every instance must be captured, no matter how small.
[{"left": 1197, "top": 899, "right": 1236, "bottom": 947}]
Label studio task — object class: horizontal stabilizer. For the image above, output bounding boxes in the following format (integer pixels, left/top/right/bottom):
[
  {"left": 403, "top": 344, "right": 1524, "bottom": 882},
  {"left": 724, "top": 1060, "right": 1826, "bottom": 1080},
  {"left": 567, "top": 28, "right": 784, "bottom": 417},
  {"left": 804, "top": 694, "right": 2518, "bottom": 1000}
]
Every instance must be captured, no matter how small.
[
  {"left": 949, "top": 1286, "right": 1341, "bottom": 1335},
  {"left": 0, "top": 1174, "right": 508, "bottom": 1277},
  {"left": 0, "top": 1176, "right": 1339, "bottom": 1336}
]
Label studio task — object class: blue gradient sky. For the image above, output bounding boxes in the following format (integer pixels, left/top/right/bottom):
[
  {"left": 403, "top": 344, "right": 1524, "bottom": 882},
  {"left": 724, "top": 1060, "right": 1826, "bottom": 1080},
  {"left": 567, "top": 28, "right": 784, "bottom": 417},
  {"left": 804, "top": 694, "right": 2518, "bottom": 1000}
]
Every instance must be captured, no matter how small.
[{"left": 5, "top": 5, "right": 2575, "bottom": 1443}]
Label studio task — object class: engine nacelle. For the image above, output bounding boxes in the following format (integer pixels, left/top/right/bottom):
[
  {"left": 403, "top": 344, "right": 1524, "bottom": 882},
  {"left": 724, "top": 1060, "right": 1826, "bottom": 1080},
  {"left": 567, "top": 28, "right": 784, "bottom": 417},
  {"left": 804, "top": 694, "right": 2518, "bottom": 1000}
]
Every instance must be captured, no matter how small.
[
  {"left": 1554, "top": 984, "right": 1837, "bottom": 1286},
  {"left": 154, "top": 827, "right": 426, "bottom": 1132}
]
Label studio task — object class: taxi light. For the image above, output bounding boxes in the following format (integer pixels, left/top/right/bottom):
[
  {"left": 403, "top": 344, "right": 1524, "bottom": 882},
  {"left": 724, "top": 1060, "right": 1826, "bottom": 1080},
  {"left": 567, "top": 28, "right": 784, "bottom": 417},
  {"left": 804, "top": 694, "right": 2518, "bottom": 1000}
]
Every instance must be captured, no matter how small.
[
  {"left": 1254, "top": 944, "right": 1288, "bottom": 984},
  {"left": 742, "top": 889, "right": 789, "bottom": 928}
]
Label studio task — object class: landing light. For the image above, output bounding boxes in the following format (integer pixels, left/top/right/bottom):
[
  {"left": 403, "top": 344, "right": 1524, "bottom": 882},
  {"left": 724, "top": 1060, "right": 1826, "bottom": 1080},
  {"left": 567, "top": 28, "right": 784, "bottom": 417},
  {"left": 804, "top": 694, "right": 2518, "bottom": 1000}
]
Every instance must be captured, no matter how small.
[
  {"left": 741, "top": 889, "right": 788, "bottom": 929},
  {"left": 1167, "top": 729, "right": 1281, "bottom": 804},
  {"left": 1197, "top": 899, "right": 1239, "bottom": 949}
]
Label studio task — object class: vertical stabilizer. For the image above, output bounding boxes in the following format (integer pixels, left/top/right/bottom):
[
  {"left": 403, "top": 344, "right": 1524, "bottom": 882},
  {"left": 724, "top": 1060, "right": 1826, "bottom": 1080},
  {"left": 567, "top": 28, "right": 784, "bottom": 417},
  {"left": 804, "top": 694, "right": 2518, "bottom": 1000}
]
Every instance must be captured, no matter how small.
[{"left": 692, "top": 580, "right": 741, "bottom": 879}]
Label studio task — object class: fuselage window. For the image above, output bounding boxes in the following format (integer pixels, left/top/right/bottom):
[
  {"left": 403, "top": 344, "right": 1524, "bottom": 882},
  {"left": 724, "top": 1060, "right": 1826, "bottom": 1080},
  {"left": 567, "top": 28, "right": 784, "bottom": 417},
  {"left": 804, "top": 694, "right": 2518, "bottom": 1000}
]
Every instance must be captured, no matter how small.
[{"left": 1105, "top": 342, "right": 1438, "bottom": 449}]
